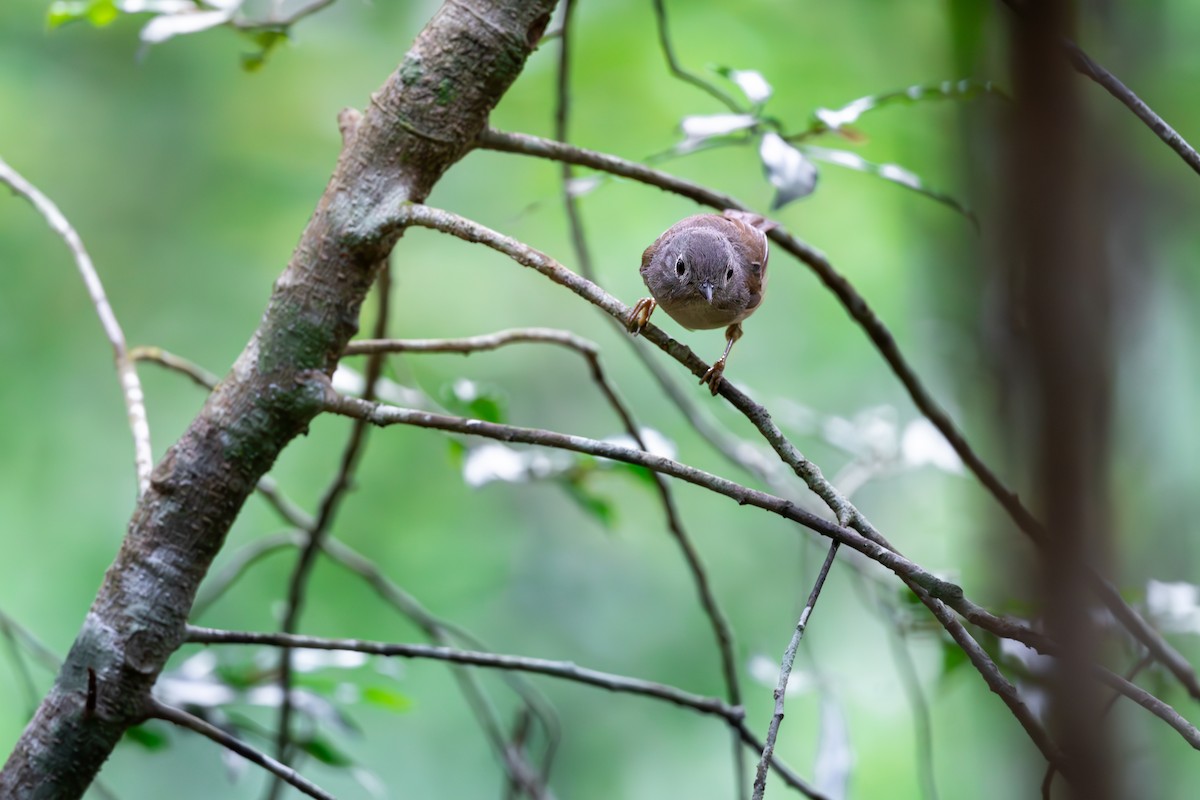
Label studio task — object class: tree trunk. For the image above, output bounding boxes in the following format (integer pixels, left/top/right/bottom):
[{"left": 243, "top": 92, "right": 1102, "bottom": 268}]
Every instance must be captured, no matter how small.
[{"left": 0, "top": 2, "right": 555, "bottom": 796}]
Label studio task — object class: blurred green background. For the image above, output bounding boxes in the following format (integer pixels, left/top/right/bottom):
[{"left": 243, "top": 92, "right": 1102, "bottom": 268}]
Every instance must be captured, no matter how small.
[{"left": 3, "top": 0, "right": 1200, "bottom": 797}]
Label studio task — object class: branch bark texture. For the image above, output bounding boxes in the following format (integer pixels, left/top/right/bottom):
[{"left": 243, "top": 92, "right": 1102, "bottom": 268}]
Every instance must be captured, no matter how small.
[{"left": 0, "top": 2, "right": 554, "bottom": 797}]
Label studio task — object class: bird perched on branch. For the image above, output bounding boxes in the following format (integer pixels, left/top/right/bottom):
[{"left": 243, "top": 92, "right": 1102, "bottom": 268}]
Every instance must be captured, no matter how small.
[{"left": 626, "top": 209, "right": 777, "bottom": 394}]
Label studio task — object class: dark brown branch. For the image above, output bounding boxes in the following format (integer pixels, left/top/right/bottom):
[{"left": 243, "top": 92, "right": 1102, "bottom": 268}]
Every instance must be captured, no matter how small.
[
  {"left": 1000, "top": 0, "right": 1200, "bottom": 176},
  {"left": 752, "top": 542, "right": 839, "bottom": 800},
  {"left": 473, "top": 127, "right": 1200, "bottom": 700},
  {"left": 149, "top": 700, "right": 334, "bottom": 800},
  {"left": 348, "top": 327, "right": 746, "bottom": 741}
]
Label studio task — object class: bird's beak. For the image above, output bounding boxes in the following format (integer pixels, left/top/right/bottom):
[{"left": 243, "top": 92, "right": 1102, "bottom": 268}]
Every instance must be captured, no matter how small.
[{"left": 699, "top": 281, "right": 714, "bottom": 304}]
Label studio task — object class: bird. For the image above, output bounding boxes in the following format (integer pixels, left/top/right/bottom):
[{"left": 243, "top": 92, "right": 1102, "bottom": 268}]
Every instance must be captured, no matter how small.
[{"left": 626, "top": 209, "right": 776, "bottom": 394}]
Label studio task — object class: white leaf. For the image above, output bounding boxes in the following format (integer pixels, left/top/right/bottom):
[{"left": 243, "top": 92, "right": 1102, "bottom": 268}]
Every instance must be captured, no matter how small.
[
  {"left": 680, "top": 113, "right": 757, "bottom": 140},
  {"left": 119, "top": 0, "right": 194, "bottom": 13},
  {"left": 602, "top": 427, "right": 676, "bottom": 461},
  {"left": 813, "top": 696, "right": 853, "bottom": 800},
  {"left": 676, "top": 112, "right": 757, "bottom": 154},
  {"left": 140, "top": 8, "right": 233, "bottom": 44},
  {"left": 813, "top": 97, "right": 876, "bottom": 130},
  {"left": 729, "top": 69, "right": 772, "bottom": 104},
  {"left": 900, "top": 418, "right": 963, "bottom": 473},
  {"left": 759, "top": 133, "right": 818, "bottom": 208},
  {"left": 1146, "top": 580, "right": 1200, "bottom": 634},
  {"left": 747, "top": 653, "right": 813, "bottom": 696},
  {"left": 462, "top": 443, "right": 565, "bottom": 487}
]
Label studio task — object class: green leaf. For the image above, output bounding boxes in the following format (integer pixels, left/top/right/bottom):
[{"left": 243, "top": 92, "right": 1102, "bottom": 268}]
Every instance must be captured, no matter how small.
[
  {"left": 803, "top": 146, "right": 976, "bottom": 226},
  {"left": 47, "top": 0, "right": 117, "bottom": 29},
  {"left": 361, "top": 685, "right": 413, "bottom": 713},
  {"left": 124, "top": 721, "right": 171, "bottom": 751},
  {"left": 559, "top": 478, "right": 616, "bottom": 529},
  {"left": 240, "top": 28, "right": 289, "bottom": 73},
  {"left": 940, "top": 635, "right": 969, "bottom": 680},
  {"left": 296, "top": 733, "right": 355, "bottom": 768},
  {"left": 440, "top": 379, "right": 507, "bottom": 424}
]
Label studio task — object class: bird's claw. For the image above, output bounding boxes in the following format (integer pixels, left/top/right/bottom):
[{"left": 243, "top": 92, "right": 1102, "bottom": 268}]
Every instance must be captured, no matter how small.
[
  {"left": 626, "top": 297, "right": 656, "bottom": 336},
  {"left": 700, "top": 360, "right": 726, "bottom": 395}
]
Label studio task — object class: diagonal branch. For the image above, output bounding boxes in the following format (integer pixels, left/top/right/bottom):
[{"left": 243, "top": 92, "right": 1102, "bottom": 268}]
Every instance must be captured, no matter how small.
[
  {"left": 1000, "top": 0, "right": 1200, "bottom": 176},
  {"left": 752, "top": 541, "right": 839, "bottom": 800},
  {"left": 0, "top": 156, "right": 153, "bottom": 496},
  {"left": 473, "top": 128, "right": 1200, "bottom": 700},
  {"left": 148, "top": 700, "right": 334, "bottom": 800}
]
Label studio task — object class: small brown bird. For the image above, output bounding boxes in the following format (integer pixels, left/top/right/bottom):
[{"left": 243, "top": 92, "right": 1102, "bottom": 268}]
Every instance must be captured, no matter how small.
[{"left": 626, "top": 209, "right": 776, "bottom": 394}]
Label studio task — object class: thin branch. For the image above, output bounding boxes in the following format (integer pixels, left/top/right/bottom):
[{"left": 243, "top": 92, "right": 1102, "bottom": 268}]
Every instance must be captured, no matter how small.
[
  {"left": 129, "top": 346, "right": 220, "bottom": 390},
  {"left": 187, "top": 516, "right": 561, "bottom": 798},
  {"left": 0, "top": 156, "right": 152, "bottom": 495},
  {"left": 319, "top": 535, "right": 562, "bottom": 797},
  {"left": 192, "top": 531, "right": 303, "bottom": 619},
  {"left": 473, "top": 128, "right": 1200, "bottom": 700},
  {"left": 323, "top": 391, "right": 1200, "bottom": 758},
  {"left": 347, "top": 327, "right": 746, "bottom": 780},
  {"left": 860, "top": 577, "right": 940, "bottom": 800},
  {"left": 752, "top": 541, "right": 839, "bottom": 800},
  {"left": 999, "top": 0, "right": 1200, "bottom": 177},
  {"left": 553, "top": 0, "right": 595, "bottom": 282},
  {"left": 1042, "top": 652, "right": 1154, "bottom": 798},
  {"left": 232, "top": 0, "right": 338, "bottom": 30},
  {"left": 649, "top": 0, "right": 744, "bottom": 113},
  {"left": 187, "top": 626, "right": 740, "bottom": 721},
  {"left": 270, "top": 263, "right": 392, "bottom": 798},
  {"left": 148, "top": 700, "right": 334, "bottom": 800}
]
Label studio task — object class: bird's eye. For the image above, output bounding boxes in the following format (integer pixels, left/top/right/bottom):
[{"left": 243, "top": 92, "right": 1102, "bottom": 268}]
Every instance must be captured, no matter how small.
[
  {"left": 726, "top": 267, "right": 734, "bottom": 280},
  {"left": 675, "top": 257, "right": 686, "bottom": 276}
]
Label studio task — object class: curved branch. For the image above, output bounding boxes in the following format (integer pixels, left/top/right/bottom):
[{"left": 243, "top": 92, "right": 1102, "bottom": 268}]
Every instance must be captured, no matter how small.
[
  {"left": 473, "top": 128, "right": 1200, "bottom": 700},
  {"left": 0, "top": 156, "right": 152, "bottom": 496},
  {"left": 149, "top": 701, "right": 334, "bottom": 800}
]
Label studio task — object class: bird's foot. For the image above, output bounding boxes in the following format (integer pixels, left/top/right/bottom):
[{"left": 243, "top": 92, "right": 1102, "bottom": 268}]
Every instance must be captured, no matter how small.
[{"left": 626, "top": 297, "right": 656, "bottom": 336}]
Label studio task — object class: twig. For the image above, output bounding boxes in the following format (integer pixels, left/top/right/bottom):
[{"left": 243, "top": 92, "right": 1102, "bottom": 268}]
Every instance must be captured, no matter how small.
[
  {"left": 269, "top": 263, "right": 392, "bottom": 798},
  {"left": 187, "top": 626, "right": 741, "bottom": 720},
  {"left": 319, "top": 535, "right": 562, "bottom": 797},
  {"left": 860, "top": 577, "right": 940, "bottom": 800},
  {"left": 232, "top": 0, "right": 338, "bottom": 30},
  {"left": 650, "top": 0, "right": 744, "bottom": 113},
  {"left": 1042, "top": 652, "right": 1154, "bottom": 799},
  {"left": 752, "top": 541, "right": 839, "bottom": 800},
  {"left": 553, "top": 0, "right": 595, "bottom": 282},
  {"left": 999, "top": 0, "right": 1200, "bottom": 177},
  {"left": 473, "top": 128, "right": 1200, "bottom": 699},
  {"left": 129, "top": 346, "right": 220, "bottom": 390},
  {"left": 0, "top": 156, "right": 152, "bottom": 496},
  {"left": 192, "top": 531, "right": 303, "bottom": 619},
  {"left": 347, "top": 327, "right": 746, "bottom": 764},
  {"left": 149, "top": 700, "right": 335, "bottom": 800}
]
